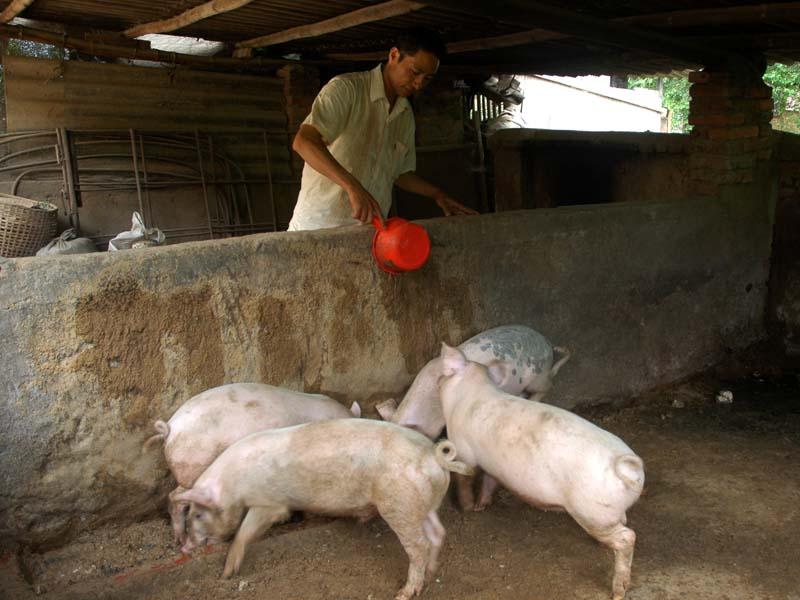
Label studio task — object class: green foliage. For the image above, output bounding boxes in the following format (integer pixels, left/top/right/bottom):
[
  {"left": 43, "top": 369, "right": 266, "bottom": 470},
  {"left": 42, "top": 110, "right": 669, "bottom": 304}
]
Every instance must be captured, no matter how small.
[
  {"left": 5, "top": 39, "right": 63, "bottom": 60},
  {"left": 628, "top": 63, "right": 800, "bottom": 134},
  {"left": 764, "top": 63, "right": 800, "bottom": 116},
  {"left": 627, "top": 75, "right": 691, "bottom": 133},
  {"left": 0, "top": 40, "right": 64, "bottom": 86}
]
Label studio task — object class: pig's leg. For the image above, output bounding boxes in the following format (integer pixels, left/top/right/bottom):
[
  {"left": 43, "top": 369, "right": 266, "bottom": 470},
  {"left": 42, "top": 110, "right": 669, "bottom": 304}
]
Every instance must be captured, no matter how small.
[
  {"left": 168, "top": 486, "right": 190, "bottom": 545},
  {"left": 579, "top": 518, "right": 636, "bottom": 600},
  {"left": 455, "top": 472, "right": 476, "bottom": 511},
  {"left": 475, "top": 473, "right": 500, "bottom": 511},
  {"left": 422, "top": 511, "right": 445, "bottom": 578},
  {"left": 222, "top": 506, "right": 290, "bottom": 579},
  {"left": 379, "top": 506, "right": 431, "bottom": 600}
]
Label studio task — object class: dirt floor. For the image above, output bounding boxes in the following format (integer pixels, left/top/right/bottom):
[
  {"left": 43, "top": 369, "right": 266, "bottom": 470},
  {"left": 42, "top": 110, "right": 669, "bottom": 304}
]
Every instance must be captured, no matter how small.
[{"left": 2, "top": 365, "right": 799, "bottom": 600}]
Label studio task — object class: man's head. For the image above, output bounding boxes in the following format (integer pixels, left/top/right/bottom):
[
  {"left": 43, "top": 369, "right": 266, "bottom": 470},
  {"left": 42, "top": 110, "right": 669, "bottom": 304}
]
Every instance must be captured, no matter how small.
[{"left": 384, "top": 28, "right": 446, "bottom": 99}]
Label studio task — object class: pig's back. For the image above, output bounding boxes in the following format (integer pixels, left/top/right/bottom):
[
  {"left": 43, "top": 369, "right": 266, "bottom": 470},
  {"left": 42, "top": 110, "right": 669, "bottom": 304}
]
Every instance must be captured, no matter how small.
[
  {"left": 461, "top": 325, "right": 554, "bottom": 391},
  {"left": 228, "top": 420, "right": 446, "bottom": 514},
  {"left": 164, "top": 383, "right": 347, "bottom": 486},
  {"left": 468, "top": 396, "right": 636, "bottom": 502},
  {"left": 168, "top": 384, "right": 345, "bottom": 439}
]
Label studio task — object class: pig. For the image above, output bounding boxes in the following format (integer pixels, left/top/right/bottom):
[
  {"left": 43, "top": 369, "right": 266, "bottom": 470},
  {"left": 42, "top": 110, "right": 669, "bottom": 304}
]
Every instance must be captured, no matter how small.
[
  {"left": 176, "top": 419, "right": 473, "bottom": 600},
  {"left": 143, "top": 382, "right": 360, "bottom": 544},
  {"left": 376, "top": 324, "right": 570, "bottom": 440},
  {"left": 438, "top": 343, "right": 644, "bottom": 600}
]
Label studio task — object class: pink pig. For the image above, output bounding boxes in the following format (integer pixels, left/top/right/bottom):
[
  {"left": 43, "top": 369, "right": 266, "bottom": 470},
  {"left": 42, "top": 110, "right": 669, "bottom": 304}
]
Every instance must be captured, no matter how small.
[
  {"left": 144, "top": 382, "right": 360, "bottom": 543},
  {"left": 176, "top": 419, "right": 473, "bottom": 600},
  {"left": 438, "top": 343, "right": 644, "bottom": 600}
]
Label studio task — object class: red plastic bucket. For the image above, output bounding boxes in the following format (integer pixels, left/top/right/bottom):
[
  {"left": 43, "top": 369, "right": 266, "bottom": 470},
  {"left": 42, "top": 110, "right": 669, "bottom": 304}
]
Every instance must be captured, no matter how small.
[{"left": 371, "top": 216, "right": 431, "bottom": 274}]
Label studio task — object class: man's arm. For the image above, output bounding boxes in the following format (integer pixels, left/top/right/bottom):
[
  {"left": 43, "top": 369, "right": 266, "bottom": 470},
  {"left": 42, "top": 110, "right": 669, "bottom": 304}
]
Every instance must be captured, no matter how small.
[
  {"left": 394, "top": 172, "right": 479, "bottom": 216},
  {"left": 292, "top": 124, "right": 383, "bottom": 224}
]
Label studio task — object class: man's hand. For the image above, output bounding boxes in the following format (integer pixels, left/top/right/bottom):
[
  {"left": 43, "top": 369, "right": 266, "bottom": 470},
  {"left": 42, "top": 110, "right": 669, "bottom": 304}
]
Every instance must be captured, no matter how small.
[
  {"left": 346, "top": 182, "right": 384, "bottom": 225},
  {"left": 433, "top": 192, "right": 480, "bottom": 217}
]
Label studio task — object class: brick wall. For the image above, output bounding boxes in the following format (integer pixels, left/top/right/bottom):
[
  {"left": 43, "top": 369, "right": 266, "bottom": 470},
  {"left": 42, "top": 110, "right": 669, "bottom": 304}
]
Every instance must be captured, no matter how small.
[{"left": 688, "top": 66, "right": 774, "bottom": 197}]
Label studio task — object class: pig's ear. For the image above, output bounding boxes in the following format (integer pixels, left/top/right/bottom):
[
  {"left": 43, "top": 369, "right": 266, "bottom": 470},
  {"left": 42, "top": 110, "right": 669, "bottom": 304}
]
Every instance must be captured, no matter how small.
[
  {"left": 440, "top": 342, "right": 467, "bottom": 377},
  {"left": 175, "top": 487, "right": 220, "bottom": 512},
  {"left": 486, "top": 360, "right": 509, "bottom": 386},
  {"left": 349, "top": 401, "right": 362, "bottom": 418}
]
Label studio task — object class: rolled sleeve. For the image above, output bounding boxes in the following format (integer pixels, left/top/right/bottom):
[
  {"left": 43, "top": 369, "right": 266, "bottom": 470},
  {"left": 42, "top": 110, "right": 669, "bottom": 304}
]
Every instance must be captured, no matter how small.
[{"left": 303, "top": 77, "right": 353, "bottom": 145}]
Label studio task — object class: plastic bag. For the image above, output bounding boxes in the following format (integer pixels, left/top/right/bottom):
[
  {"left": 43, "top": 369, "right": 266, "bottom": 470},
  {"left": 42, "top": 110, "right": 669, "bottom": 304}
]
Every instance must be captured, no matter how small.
[
  {"left": 36, "top": 228, "right": 97, "bottom": 256},
  {"left": 108, "top": 211, "right": 165, "bottom": 251}
]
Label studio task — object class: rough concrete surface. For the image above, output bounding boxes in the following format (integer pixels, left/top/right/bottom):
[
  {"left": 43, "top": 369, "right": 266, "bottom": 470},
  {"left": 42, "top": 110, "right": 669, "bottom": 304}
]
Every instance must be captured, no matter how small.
[
  {"left": 1, "top": 197, "right": 773, "bottom": 549},
  {"left": 2, "top": 371, "right": 798, "bottom": 600}
]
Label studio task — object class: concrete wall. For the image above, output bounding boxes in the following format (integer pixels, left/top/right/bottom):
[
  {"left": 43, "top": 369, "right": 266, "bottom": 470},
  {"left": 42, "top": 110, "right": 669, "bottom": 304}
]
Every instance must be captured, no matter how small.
[
  {"left": 1, "top": 194, "right": 773, "bottom": 549},
  {"left": 489, "top": 129, "right": 690, "bottom": 211}
]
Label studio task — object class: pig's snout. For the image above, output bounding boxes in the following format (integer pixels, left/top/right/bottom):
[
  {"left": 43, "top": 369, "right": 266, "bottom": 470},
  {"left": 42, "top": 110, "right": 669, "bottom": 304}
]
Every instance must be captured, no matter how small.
[{"left": 180, "top": 540, "right": 196, "bottom": 555}]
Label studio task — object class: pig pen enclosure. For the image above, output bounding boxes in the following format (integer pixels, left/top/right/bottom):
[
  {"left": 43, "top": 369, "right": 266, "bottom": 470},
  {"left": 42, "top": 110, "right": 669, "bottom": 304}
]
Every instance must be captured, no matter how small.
[
  {"left": 3, "top": 1, "right": 800, "bottom": 600},
  {"left": 2, "top": 365, "right": 799, "bottom": 600}
]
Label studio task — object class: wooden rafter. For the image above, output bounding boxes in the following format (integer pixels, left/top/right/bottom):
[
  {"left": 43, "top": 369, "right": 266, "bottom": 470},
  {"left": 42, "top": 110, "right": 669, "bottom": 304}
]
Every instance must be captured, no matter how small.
[
  {"left": 0, "top": 0, "right": 36, "bottom": 24},
  {"left": 235, "top": 0, "right": 425, "bottom": 50},
  {"left": 329, "top": 0, "right": 760, "bottom": 69},
  {"left": 422, "top": 0, "right": 739, "bottom": 67},
  {"left": 449, "top": 2, "right": 800, "bottom": 55},
  {"left": 0, "top": 22, "right": 311, "bottom": 71},
  {"left": 124, "top": 0, "right": 256, "bottom": 38}
]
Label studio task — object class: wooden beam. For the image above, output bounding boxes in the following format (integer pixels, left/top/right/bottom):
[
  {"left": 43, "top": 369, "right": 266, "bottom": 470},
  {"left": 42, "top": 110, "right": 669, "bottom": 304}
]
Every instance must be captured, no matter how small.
[
  {"left": 1, "top": 0, "right": 36, "bottom": 24},
  {"left": 0, "top": 22, "right": 327, "bottom": 71},
  {"left": 124, "top": 0, "right": 256, "bottom": 38},
  {"left": 422, "top": 0, "right": 745, "bottom": 68},
  {"left": 447, "top": 3, "right": 800, "bottom": 54},
  {"left": 335, "top": 3, "right": 800, "bottom": 59},
  {"left": 236, "top": 0, "right": 425, "bottom": 50},
  {"left": 621, "top": 2, "right": 800, "bottom": 29}
]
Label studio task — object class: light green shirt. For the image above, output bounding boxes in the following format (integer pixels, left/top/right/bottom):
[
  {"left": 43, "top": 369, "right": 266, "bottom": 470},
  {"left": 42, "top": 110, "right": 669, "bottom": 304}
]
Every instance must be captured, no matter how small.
[{"left": 288, "top": 64, "right": 416, "bottom": 231}]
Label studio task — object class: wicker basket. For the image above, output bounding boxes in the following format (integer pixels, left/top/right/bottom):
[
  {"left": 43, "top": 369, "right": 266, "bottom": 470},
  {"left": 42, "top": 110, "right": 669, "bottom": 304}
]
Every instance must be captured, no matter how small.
[{"left": 0, "top": 193, "right": 59, "bottom": 258}]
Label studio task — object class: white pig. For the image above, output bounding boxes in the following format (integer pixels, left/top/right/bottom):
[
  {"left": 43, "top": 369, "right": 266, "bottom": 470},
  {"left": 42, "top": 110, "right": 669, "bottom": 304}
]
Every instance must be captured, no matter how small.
[
  {"left": 143, "top": 383, "right": 360, "bottom": 543},
  {"left": 438, "top": 343, "right": 644, "bottom": 600},
  {"left": 377, "top": 324, "right": 570, "bottom": 440},
  {"left": 176, "top": 419, "right": 472, "bottom": 600}
]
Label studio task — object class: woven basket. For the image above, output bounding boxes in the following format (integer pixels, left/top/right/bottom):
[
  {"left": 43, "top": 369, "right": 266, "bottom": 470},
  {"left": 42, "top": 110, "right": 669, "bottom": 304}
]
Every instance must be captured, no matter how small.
[{"left": 0, "top": 193, "right": 59, "bottom": 258}]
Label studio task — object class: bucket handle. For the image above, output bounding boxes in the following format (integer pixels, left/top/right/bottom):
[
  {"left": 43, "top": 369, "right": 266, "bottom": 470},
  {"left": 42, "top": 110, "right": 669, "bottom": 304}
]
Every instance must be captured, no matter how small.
[{"left": 372, "top": 215, "right": 386, "bottom": 231}]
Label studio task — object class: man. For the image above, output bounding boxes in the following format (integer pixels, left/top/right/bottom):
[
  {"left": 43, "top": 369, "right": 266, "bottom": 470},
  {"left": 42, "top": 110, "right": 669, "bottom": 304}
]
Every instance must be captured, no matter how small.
[{"left": 288, "top": 28, "right": 477, "bottom": 231}]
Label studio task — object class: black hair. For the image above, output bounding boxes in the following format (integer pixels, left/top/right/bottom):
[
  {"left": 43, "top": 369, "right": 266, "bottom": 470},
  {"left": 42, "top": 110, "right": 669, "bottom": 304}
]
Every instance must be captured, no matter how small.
[{"left": 394, "top": 28, "right": 447, "bottom": 61}]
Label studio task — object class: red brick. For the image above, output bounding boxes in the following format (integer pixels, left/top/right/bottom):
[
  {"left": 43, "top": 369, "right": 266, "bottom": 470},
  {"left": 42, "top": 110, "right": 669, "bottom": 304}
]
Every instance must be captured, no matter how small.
[
  {"left": 746, "top": 85, "right": 772, "bottom": 99},
  {"left": 688, "top": 70, "right": 712, "bottom": 84},
  {"left": 688, "top": 113, "right": 747, "bottom": 126},
  {"left": 757, "top": 98, "right": 775, "bottom": 111},
  {"left": 692, "top": 180, "right": 720, "bottom": 196}
]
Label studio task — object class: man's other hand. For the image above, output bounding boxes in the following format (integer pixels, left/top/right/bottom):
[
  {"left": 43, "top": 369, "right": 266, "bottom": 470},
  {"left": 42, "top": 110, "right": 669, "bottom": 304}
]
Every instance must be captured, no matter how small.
[{"left": 433, "top": 193, "right": 479, "bottom": 217}]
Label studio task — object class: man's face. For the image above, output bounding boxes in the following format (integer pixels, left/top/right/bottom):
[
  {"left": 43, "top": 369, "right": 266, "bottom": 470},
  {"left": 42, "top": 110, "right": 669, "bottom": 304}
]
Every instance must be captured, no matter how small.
[{"left": 385, "top": 47, "right": 439, "bottom": 98}]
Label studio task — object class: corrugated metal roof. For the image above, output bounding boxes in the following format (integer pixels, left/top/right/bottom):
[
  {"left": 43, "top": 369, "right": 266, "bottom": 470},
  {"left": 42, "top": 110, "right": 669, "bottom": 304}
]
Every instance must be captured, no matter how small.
[{"left": 5, "top": 1, "right": 800, "bottom": 75}]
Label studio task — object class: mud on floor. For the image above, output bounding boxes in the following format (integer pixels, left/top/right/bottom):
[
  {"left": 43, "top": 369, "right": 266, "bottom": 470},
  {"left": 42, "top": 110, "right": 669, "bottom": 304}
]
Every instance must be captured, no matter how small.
[{"left": 2, "top": 370, "right": 799, "bottom": 600}]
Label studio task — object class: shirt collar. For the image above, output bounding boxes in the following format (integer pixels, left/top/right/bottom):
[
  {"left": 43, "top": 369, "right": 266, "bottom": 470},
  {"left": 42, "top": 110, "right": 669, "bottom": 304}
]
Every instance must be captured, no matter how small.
[{"left": 370, "top": 63, "right": 410, "bottom": 117}]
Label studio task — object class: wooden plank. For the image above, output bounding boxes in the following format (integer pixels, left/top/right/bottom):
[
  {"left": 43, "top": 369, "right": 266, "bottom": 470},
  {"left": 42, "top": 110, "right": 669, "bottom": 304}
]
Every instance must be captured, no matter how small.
[
  {"left": 124, "top": 0, "right": 256, "bottom": 38},
  {"left": 236, "top": 0, "right": 426, "bottom": 50},
  {"left": 0, "top": 0, "right": 36, "bottom": 23}
]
